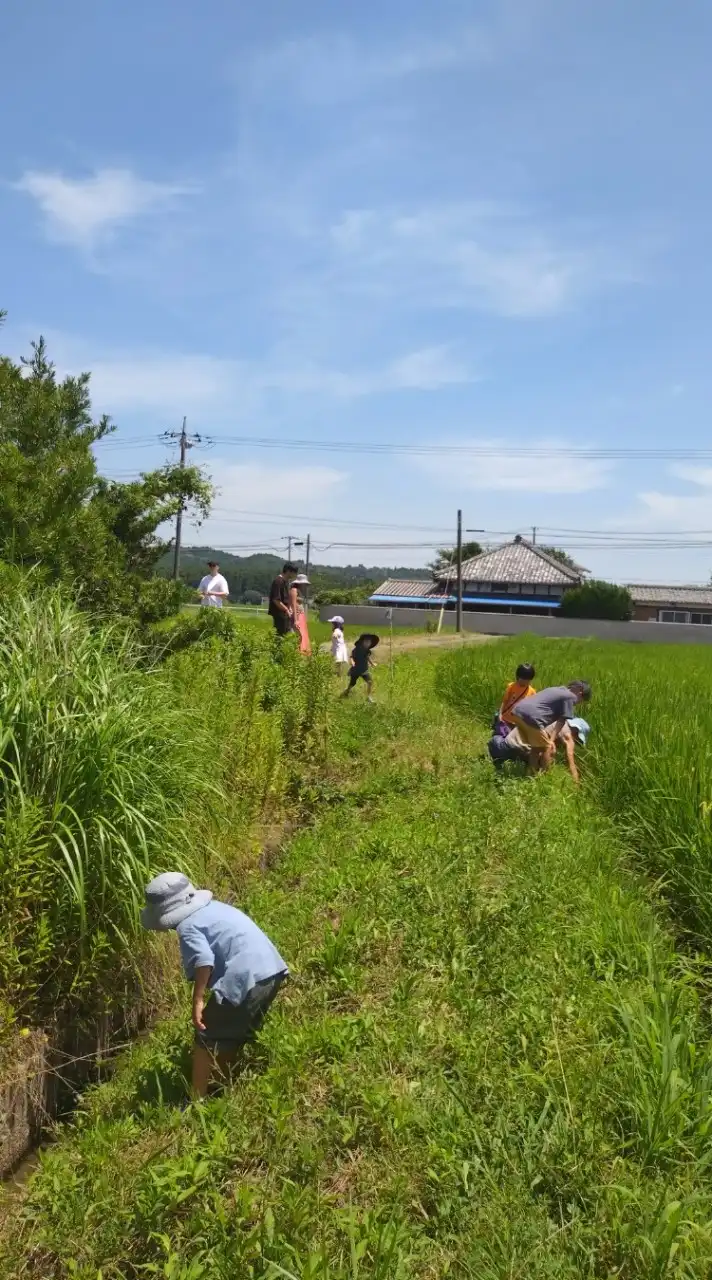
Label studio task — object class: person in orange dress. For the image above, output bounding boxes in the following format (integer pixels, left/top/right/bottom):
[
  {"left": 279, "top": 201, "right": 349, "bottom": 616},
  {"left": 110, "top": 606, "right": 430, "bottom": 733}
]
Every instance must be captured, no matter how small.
[{"left": 289, "top": 574, "right": 312, "bottom": 655}]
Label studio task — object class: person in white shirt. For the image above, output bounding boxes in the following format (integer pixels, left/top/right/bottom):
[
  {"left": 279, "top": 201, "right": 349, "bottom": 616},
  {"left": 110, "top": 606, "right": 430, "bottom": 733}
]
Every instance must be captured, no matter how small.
[
  {"left": 198, "top": 560, "right": 229, "bottom": 608},
  {"left": 329, "top": 615, "right": 349, "bottom": 673}
]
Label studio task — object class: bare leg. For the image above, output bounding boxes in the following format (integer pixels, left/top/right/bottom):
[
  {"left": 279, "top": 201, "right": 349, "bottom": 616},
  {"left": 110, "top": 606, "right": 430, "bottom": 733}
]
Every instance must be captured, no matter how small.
[
  {"left": 215, "top": 1047, "right": 240, "bottom": 1082},
  {"left": 539, "top": 740, "right": 557, "bottom": 773},
  {"left": 527, "top": 748, "right": 543, "bottom": 776},
  {"left": 191, "top": 1046, "right": 214, "bottom": 1099}
]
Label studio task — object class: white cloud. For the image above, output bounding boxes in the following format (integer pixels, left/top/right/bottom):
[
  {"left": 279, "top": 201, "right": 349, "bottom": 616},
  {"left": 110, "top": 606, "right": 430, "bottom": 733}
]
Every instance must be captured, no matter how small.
[
  {"left": 87, "top": 354, "right": 239, "bottom": 416},
  {"left": 386, "top": 346, "right": 470, "bottom": 390},
  {"left": 184, "top": 461, "right": 348, "bottom": 545},
  {"left": 328, "top": 203, "right": 632, "bottom": 319},
  {"left": 14, "top": 167, "right": 195, "bottom": 249},
  {"left": 52, "top": 340, "right": 472, "bottom": 418},
  {"left": 607, "top": 489, "right": 712, "bottom": 533},
  {"left": 607, "top": 464, "right": 712, "bottom": 532},
  {"left": 245, "top": 28, "right": 490, "bottom": 104},
  {"left": 415, "top": 439, "right": 613, "bottom": 494},
  {"left": 669, "top": 463, "right": 712, "bottom": 488}
]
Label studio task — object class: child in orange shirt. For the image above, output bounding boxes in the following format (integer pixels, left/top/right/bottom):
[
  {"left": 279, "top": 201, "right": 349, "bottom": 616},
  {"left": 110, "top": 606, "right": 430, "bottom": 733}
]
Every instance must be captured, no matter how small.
[{"left": 494, "top": 663, "right": 536, "bottom": 736}]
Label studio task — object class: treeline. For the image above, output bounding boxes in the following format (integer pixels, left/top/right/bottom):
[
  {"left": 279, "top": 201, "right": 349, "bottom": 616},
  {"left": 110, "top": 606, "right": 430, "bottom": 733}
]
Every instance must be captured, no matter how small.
[{"left": 157, "top": 547, "right": 425, "bottom": 604}]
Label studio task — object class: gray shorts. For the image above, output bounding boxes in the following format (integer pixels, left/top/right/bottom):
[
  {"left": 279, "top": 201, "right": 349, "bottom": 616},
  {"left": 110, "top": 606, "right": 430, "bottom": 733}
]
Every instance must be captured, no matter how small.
[{"left": 196, "top": 974, "right": 286, "bottom": 1052}]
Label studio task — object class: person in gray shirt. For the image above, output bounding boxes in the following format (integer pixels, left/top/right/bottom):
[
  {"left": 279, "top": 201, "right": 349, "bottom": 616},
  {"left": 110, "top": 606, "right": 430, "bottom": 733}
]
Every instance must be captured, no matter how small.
[{"left": 510, "top": 680, "right": 591, "bottom": 774}]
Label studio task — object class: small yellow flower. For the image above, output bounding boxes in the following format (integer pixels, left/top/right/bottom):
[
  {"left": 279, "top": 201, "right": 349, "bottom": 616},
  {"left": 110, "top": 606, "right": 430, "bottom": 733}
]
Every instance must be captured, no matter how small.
[{"left": 19, "top": 1027, "right": 30, "bottom": 1038}]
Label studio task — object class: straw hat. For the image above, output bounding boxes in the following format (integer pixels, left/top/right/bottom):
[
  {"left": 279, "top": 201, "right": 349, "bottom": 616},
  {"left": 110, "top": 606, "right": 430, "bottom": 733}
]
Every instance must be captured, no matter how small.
[{"left": 140, "top": 872, "right": 213, "bottom": 931}]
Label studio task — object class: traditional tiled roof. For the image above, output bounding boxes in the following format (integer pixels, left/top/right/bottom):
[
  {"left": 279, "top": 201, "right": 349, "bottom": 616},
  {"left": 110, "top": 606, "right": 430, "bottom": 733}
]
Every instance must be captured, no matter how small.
[
  {"left": 628, "top": 584, "right": 712, "bottom": 607},
  {"left": 370, "top": 579, "right": 444, "bottom": 600},
  {"left": 456, "top": 538, "right": 582, "bottom": 586}
]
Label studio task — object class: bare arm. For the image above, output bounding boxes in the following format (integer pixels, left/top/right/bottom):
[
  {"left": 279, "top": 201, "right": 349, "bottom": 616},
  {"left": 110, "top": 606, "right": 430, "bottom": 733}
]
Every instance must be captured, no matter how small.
[{"left": 192, "top": 965, "right": 212, "bottom": 1031}]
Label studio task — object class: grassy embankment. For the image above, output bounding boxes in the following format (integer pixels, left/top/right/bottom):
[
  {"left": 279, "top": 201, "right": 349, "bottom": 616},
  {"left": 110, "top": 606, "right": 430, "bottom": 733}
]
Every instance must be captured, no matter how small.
[
  {"left": 0, "top": 595, "right": 331, "bottom": 1065},
  {"left": 5, "top": 642, "right": 712, "bottom": 1276}
]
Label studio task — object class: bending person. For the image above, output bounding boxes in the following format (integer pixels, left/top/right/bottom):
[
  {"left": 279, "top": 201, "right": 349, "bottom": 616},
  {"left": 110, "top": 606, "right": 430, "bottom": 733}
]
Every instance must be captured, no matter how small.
[{"left": 510, "top": 680, "right": 591, "bottom": 775}]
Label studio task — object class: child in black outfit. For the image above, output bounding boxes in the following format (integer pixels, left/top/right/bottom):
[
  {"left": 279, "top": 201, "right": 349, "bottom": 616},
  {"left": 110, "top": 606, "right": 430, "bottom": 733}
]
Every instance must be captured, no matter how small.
[{"left": 342, "top": 633, "right": 379, "bottom": 702}]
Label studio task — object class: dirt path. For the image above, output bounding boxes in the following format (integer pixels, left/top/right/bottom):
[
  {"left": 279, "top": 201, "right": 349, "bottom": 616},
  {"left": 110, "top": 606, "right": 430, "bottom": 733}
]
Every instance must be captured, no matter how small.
[{"left": 388, "top": 630, "right": 499, "bottom": 654}]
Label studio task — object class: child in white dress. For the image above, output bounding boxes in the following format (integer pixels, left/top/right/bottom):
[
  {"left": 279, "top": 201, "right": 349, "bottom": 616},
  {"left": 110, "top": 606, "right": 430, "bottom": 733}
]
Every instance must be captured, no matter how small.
[{"left": 329, "top": 615, "right": 349, "bottom": 674}]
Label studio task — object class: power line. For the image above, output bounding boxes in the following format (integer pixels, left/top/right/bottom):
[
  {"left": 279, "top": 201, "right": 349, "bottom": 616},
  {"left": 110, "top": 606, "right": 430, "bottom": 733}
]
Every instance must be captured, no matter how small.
[
  {"left": 94, "top": 432, "right": 712, "bottom": 462},
  {"left": 189, "top": 434, "right": 712, "bottom": 462}
]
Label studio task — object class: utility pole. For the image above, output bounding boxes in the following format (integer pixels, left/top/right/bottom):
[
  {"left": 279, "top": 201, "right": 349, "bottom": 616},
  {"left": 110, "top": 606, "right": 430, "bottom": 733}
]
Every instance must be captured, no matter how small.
[
  {"left": 160, "top": 418, "right": 203, "bottom": 580},
  {"left": 305, "top": 534, "right": 311, "bottom": 613},
  {"left": 456, "top": 509, "right": 463, "bottom": 633},
  {"left": 532, "top": 526, "right": 537, "bottom": 545},
  {"left": 287, "top": 536, "right": 292, "bottom": 563}
]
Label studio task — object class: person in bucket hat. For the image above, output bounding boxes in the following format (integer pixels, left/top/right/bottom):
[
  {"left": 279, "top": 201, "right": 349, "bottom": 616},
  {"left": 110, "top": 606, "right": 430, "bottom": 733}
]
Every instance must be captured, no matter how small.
[
  {"left": 342, "top": 633, "right": 380, "bottom": 703},
  {"left": 141, "top": 873, "right": 288, "bottom": 1098}
]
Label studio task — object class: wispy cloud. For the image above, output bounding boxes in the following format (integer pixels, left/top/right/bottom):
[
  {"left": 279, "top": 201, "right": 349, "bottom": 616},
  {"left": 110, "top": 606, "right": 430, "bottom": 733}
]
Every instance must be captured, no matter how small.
[
  {"left": 415, "top": 439, "right": 613, "bottom": 494},
  {"left": 184, "top": 461, "right": 348, "bottom": 546},
  {"left": 50, "top": 337, "right": 473, "bottom": 419},
  {"left": 328, "top": 204, "right": 637, "bottom": 318},
  {"left": 244, "top": 28, "right": 491, "bottom": 105},
  {"left": 608, "top": 465, "right": 712, "bottom": 531},
  {"left": 669, "top": 463, "right": 712, "bottom": 488},
  {"left": 14, "top": 167, "right": 195, "bottom": 250}
]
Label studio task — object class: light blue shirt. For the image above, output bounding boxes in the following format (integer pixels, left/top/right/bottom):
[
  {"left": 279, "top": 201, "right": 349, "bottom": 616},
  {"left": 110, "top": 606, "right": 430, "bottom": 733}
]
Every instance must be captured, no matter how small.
[{"left": 177, "top": 901, "right": 288, "bottom": 1006}]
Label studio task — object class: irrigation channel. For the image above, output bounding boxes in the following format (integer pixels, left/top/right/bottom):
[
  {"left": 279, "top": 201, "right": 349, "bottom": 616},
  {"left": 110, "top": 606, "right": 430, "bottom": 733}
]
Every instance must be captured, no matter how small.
[{"left": 5, "top": 634, "right": 712, "bottom": 1276}]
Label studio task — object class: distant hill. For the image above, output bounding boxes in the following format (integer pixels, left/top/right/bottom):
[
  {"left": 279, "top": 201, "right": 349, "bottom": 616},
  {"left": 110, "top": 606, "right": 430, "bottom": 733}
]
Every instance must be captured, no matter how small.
[{"left": 155, "top": 546, "right": 426, "bottom": 599}]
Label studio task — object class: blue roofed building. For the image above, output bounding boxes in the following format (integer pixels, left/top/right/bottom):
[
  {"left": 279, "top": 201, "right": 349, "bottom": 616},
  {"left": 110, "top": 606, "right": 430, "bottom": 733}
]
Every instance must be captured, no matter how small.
[{"left": 369, "top": 536, "right": 584, "bottom": 616}]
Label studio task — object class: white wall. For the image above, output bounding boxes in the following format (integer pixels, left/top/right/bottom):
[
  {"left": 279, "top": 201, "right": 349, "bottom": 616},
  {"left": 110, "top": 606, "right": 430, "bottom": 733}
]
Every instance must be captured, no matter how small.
[{"left": 320, "top": 605, "right": 712, "bottom": 646}]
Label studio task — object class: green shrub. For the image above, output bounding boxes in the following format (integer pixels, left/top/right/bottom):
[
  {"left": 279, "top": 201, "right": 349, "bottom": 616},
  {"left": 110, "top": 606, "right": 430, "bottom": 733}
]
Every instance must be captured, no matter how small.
[{"left": 560, "top": 579, "right": 633, "bottom": 620}]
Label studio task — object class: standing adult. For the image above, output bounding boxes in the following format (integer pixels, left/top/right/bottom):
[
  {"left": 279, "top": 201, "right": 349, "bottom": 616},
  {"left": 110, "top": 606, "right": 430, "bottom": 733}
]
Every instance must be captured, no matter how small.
[
  {"left": 268, "top": 562, "right": 298, "bottom": 635},
  {"left": 289, "top": 574, "right": 312, "bottom": 655},
  {"left": 198, "top": 560, "right": 229, "bottom": 608}
]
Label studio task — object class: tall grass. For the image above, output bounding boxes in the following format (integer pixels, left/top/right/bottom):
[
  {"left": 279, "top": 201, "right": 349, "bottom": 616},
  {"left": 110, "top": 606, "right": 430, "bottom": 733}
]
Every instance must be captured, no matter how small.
[
  {"left": 435, "top": 636, "right": 712, "bottom": 945},
  {"left": 0, "top": 591, "right": 332, "bottom": 1044}
]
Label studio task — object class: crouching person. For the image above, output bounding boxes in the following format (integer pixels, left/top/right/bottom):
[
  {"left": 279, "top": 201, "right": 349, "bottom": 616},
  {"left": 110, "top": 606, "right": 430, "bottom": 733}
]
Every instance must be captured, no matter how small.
[{"left": 141, "top": 873, "right": 288, "bottom": 1099}]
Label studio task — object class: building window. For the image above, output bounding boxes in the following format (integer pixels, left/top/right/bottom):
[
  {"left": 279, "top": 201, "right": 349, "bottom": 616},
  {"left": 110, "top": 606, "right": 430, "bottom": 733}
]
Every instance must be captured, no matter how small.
[
  {"left": 690, "top": 613, "right": 712, "bottom": 625},
  {"left": 534, "top": 584, "right": 548, "bottom": 595},
  {"left": 659, "top": 610, "right": 690, "bottom": 623},
  {"left": 507, "top": 583, "right": 520, "bottom": 594}
]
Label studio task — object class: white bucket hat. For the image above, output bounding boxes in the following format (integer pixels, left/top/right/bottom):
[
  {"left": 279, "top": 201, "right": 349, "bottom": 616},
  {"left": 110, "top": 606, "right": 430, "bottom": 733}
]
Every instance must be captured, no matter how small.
[
  {"left": 292, "top": 573, "right": 311, "bottom": 586},
  {"left": 140, "top": 872, "right": 213, "bottom": 931},
  {"left": 328, "top": 615, "right": 344, "bottom": 625}
]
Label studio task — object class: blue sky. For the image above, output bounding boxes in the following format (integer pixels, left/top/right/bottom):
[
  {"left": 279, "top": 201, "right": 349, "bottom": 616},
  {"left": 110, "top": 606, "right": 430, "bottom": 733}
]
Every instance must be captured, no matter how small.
[{"left": 3, "top": 0, "right": 712, "bottom": 580}]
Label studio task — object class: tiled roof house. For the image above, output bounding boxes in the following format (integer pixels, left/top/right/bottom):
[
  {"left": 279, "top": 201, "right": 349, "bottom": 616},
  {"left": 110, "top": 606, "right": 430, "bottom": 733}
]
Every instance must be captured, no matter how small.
[
  {"left": 628, "top": 584, "right": 712, "bottom": 625},
  {"left": 370, "top": 536, "right": 584, "bottom": 615}
]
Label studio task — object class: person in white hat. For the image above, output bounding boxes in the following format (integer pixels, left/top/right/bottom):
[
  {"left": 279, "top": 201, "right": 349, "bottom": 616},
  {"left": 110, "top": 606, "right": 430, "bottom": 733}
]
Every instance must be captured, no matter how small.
[
  {"left": 141, "top": 873, "right": 288, "bottom": 1098},
  {"left": 289, "top": 573, "right": 312, "bottom": 655},
  {"left": 328, "top": 616, "right": 348, "bottom": 674}
]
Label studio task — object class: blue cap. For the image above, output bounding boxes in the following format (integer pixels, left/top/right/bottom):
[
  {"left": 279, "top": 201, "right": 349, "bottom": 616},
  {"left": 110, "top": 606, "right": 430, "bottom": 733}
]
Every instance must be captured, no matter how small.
[{"left": 567, "top": 717, "right": 590, "bottom": 746}]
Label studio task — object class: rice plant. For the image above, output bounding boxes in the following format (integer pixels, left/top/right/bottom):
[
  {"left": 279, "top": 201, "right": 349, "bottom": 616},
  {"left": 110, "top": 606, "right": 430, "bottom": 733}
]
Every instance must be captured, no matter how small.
[{"left": 436, "top": 636, "right": 712, "bottom": 947}]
